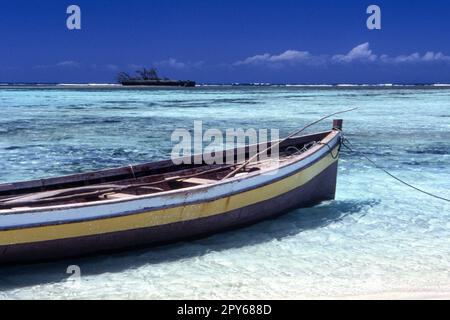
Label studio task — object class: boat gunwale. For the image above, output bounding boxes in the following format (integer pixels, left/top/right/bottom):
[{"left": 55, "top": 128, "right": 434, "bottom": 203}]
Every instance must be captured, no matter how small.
[{"left": 0, "top": 130, "right": 341, "bottom": 216}]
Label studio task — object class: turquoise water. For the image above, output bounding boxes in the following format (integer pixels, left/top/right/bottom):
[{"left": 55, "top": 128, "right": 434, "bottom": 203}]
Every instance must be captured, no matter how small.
[{"left": 0, "top": 87, "right": 449, "bottom": 299}]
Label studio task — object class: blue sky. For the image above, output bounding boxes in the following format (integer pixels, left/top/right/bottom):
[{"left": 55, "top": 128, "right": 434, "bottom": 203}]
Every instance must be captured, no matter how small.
[{"left": 1, "top": 0, "right": 450, "bottom": 84}]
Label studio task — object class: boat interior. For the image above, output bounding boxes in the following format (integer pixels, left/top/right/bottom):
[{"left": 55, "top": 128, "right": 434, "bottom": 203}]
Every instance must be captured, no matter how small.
[{"left": 0, "top": 131, "right": 333, "bottom": 210}]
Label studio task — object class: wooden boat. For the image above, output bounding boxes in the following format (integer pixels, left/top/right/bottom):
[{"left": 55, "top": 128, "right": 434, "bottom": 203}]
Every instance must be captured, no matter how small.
[{"left": 0, "top": 120, "right": 343, "bottom": 264}]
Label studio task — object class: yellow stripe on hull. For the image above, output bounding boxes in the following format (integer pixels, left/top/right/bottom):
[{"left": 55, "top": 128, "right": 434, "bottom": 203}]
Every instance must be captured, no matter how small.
[{"left": 0, "top": 149, "right": 338, "bottom": 246}]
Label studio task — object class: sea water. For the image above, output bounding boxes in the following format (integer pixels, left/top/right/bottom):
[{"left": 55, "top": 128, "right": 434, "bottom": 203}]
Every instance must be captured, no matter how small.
[{"left": 0, "top": 86, "right": 449, "bottom": 299}]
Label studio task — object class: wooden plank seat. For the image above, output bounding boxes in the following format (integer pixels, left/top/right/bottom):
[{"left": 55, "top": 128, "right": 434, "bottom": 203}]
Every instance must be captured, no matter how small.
[{"left": 179, "top": 177, "right": 217, "bottom": 185}]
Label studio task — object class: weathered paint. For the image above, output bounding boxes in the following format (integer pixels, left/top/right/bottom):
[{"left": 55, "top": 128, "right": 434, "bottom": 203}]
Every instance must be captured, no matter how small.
[
  {"left": 0, "top": 133, "right": 340, "bottom": 229},
  {"left": 0, "top": 130, "right": 342, "bottom": 264},
  {"left": 0, "top": 161, "right": 338, "bottom": 264},
  {"left": 0, "top": 147, "right": 338, "bottom": 245}
]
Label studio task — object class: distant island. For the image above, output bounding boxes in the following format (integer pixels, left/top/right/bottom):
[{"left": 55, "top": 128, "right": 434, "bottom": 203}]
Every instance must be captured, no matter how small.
[{"left": 117, "top": 68, "right": 196, "bottom": 87}]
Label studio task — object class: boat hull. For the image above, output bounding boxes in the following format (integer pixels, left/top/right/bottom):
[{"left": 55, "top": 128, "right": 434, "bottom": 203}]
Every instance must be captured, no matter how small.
[
  {"left": 0, "top": 160, "right": 337, "bottom": 264},
  {"left": 0, "top": 130, "right": 341, "bottom": 264}
]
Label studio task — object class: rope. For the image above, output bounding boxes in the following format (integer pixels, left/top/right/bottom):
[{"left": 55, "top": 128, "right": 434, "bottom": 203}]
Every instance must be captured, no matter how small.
[
  {"left": 286, "top": 141, "right": 318, "bottom": 156},
  {"left": 317, "top": 138, "right": 343, "bottom": 160},
  {"left": 221, "top": 107, "right": 358, "bottom": 180},
  {"left": 342, "top": 138, "right": 450, "bottom": 203}
]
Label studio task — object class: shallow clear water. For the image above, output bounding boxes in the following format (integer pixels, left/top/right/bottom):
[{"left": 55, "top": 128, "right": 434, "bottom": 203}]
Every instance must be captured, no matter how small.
[{"left": 0, "top": 87, "right": 449, "bottom": 299}]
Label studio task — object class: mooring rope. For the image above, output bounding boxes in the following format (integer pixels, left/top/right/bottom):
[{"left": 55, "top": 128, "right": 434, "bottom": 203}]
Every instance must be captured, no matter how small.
[
  {"left": 221, "top": 107, "right": 358, "bottom": 180},
  {"left": 318, "top": 139, "right": 342, "bottom": 160},
  {"left": 342, "top": 138, "right": 450, "bottom": 203}
]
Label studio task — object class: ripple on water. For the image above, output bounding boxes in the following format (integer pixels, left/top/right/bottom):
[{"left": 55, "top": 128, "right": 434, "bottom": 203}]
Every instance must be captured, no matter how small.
[{"left": 0, "top": 87, "right": 449, "bottom": 299}]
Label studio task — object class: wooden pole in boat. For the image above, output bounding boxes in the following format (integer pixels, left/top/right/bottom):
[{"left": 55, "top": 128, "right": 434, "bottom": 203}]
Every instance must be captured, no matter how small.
[
  {"left": 333, "top": 119, "right": 343, "bottom": 130},
  {"left": 221, "top": 108, "right": 357, "bottom": 180}
]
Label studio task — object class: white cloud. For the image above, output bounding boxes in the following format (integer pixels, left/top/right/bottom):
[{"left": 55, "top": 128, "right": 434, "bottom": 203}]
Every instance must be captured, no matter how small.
[
  {"left": 105, "top": 64, "right": 119, "bottom": 71},
  {"left": 156, "top": 58, "right": 186, "bottom": 69},
  {"left": 128, "top": 64, "right": 145, "bottom": 70},
  {"left": 34, "top": 60, "right": 81, "bottom": 69},
  {"left": 380, "top": 51, "right": 450, "bottom": 63},
  {"left": 155, "top": 58, "right": 203, "bottom": 69},
  {"left": 235, "top": 43, "right": 450, "bottom": 67},
  {"left": 235, "top": 50, "right": 312, "bottom": 66},
  {"left": 55, "top": 60, "right": 80, "bottom": 67},
  {"left": 332, "top": 42, "right": 377, "bottom": 63},
  {"left": 235, "top": 53, "right": 270, "bottom": 65}
]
